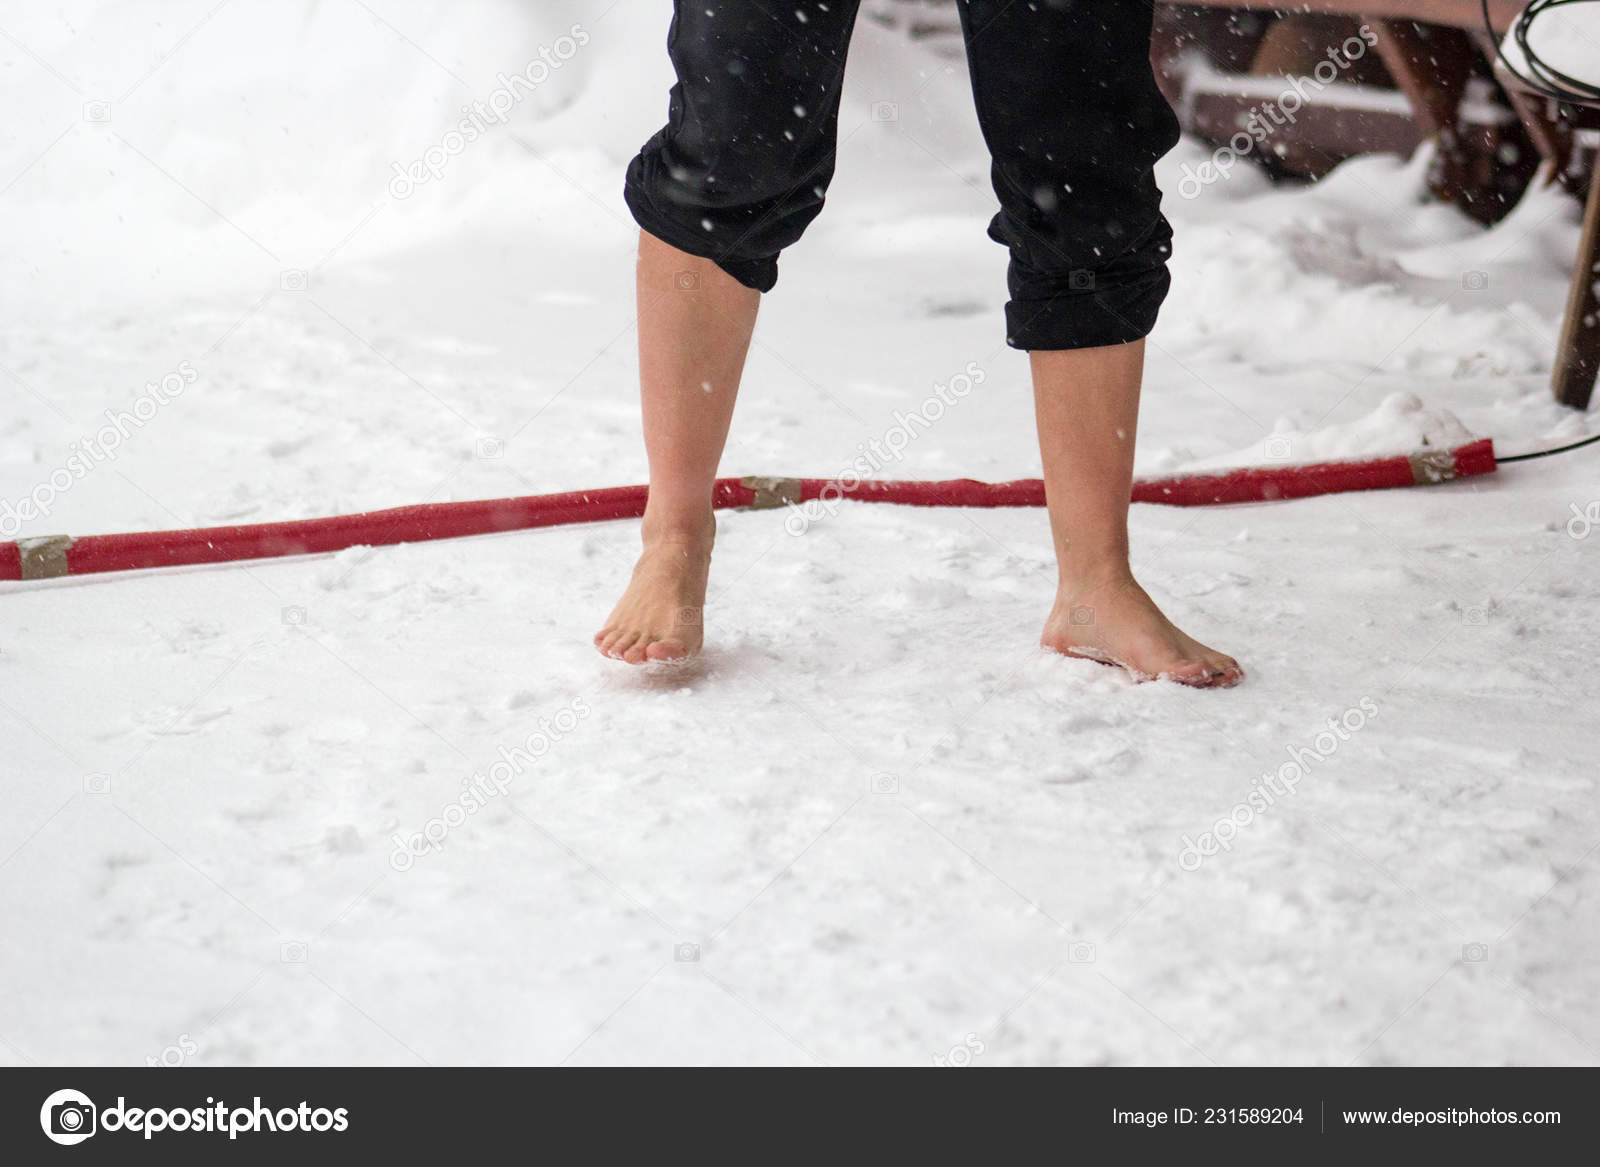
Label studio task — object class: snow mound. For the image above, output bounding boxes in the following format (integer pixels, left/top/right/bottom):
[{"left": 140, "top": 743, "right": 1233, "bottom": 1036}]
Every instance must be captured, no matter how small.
[{"left": 1182, "top": 393, "right": 1479, "bottom": 471}]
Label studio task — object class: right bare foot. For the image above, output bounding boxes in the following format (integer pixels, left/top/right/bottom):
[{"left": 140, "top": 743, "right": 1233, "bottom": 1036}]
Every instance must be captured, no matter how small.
[
  {"left": 1041, "top": 570, "right": 1243, "bottom": 688},
  {"left": 594, "top": 527, "right": 714, "bottom": 664}
]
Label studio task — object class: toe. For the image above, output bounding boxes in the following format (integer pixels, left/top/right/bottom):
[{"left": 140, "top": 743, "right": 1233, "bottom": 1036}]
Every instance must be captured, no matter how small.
[
  {"left": 1164, "top": 659, "right": 1222, "bottom": 688},
  {"left": 645, "top": 637, "right": 691, "bottom": 662},
  {"left": 605, "top": 630, "right": 640, "bottom": 661},
  {"left": 1209, "top": 654, "right": 1245, "bottom": 687},
  {"left": 622, "top": 636, "right": 653, "bottom": 665},
  {"left": 1174, "top": 662, "right": 1244, "bottom": 690}
]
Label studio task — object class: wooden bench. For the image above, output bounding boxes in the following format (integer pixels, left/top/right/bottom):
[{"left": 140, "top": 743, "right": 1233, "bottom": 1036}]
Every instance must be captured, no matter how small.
[{"left": 1156, "top": 1, "right": 1599, "bottom": 409}]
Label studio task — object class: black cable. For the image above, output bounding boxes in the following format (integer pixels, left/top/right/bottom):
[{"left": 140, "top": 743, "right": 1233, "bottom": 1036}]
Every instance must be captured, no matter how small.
[
  {"left": 1484, "top": 0, "right": 1600, "bottom": 102},
  {"left": 1497, "top": 431, "right": 1600, "bottom": 461}
]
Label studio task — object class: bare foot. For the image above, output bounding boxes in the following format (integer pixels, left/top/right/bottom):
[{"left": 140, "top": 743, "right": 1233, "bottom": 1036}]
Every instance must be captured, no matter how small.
[
  {"left": 1041, "top": 573, "right": 1243, "bottom": 688},
  {"left": 595, "top": 529, "right": 713, "bottom": 664}
]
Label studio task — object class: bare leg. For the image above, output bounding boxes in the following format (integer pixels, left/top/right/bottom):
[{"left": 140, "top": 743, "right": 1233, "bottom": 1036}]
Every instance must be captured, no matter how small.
[
  {"left": 1033, "top": 342, "right": 1244, "bottom": 687},
  {"left": 595, "top": 231, "right": 760, "bottom": 664}
]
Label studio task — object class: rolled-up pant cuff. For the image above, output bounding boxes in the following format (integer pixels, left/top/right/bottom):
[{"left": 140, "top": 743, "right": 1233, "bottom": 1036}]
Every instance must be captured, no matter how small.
[
  {"left": 997, "top": 207, "right": 1175, "bottom": 350},
  {"left": 1004, "top": 266, "right": 1172, "bottom": 350},
  {"left": 624, "top": 156, "right": 780, "bottom": 294}
]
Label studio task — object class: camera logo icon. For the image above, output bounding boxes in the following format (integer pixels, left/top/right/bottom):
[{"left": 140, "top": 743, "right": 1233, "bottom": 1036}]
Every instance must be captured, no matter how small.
[
  {"left": 673, "top": 270, "right": 701, "bottom": 291},
  {"left": 1461, "top": 270, "right": 1489, "bottom": 291},
  {"left": 40, "top": 1089, "right": 97, "bottom": 1146},
  {"left": 279, "top": 269, "right": 308, "bottom": 292},
  {"left": 1068, "top": 269, "right": 1095, "bottom": 292},
  {"left": 1068, "top": 941, "right": 1097, "bottom": 964},
  {"left": 872, "top": 101, "right": 899, "bottom": 122},
  {"left": 82, "top": 101, "right": 111, "bottom": 123},
  {"left": 1461, "top": 942, "right": 1489, "bottom": 963},
  {"left": 280, "top": 940, "right": 309, "bottom": 963},
  {"left": 475, "top": 436, "right": 505, "bottom": 460},
  {"left": 1068, "top": 605, "right": 1095, "bottom": 626},
  {"left": 870, "top": 772, "right": 899, "bottom": 795},
  {"left": 674, "top": 942, "right": 700, "bottom": 963},
  {"left": 1263, "top": 435, "right": 1294, "bottom": 461},
  {"left": 281, "top": 605, "right": 308, "bottom": 626}
]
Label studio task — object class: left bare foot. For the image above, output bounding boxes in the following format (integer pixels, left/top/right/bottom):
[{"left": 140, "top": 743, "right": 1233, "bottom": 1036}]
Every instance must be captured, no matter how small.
[
  {"left": 1041, "top": 573, "right": 1244, "bottom": 688},
  {"left": 594, "top": 527, "right": 713, "bottom": 665}
]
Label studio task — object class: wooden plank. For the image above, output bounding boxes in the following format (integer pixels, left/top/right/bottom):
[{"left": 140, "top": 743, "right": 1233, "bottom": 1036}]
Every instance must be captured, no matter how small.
[
  {"left": 1367, "top": 18, "right": 1481, "bottom": 204},
  {"left": 1368, "top": 19, "right": 1474, "bottom": 137},
  {"left": 1188, "top": 91, "right": 1422, "bottom": 173},
  {"left": 1480, "top": 36, "right": 1573, "bottom": 174},
  {"left": 1554, "top": 153, "right": 1600, "bottom": 410}
]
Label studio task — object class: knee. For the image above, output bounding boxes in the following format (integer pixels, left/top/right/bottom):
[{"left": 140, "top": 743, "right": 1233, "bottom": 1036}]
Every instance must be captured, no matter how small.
[
  {"left": 625, "top": 133, "right": 834, "bottom": 293},
  {"left": 624, "top": 8, "right": 850, "bottom": 291}
]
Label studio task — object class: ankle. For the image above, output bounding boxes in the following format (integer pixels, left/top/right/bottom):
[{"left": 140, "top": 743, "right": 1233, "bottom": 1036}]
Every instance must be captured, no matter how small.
[
  {"left": 641, "top": 509, "right": 716, "bottom": 550},
  {"left": 1055, "top": 561, "right": 1136, "bottom": 601}
]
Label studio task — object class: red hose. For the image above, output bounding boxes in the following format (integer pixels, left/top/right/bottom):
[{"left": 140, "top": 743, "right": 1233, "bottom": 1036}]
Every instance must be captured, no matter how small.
[{"left": 0, "top": 439, "right": 1496, "bottom": 582}]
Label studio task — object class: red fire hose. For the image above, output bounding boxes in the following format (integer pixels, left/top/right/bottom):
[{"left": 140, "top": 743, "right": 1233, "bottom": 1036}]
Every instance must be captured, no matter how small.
[{"left": 0, "top": 439, "right": 1496, "bottom": 582}]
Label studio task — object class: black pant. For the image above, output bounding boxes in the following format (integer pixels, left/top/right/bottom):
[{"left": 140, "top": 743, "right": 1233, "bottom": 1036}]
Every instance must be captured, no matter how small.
[{"left": 624, "top": 0, "right": 1181, "bottom": 350}]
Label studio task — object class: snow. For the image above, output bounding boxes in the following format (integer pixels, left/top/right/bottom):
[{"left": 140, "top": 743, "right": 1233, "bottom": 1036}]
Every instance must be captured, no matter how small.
[
  {"left": 1175, "top": 392, "right": 1479, "bottom": 472},
  {"left": 2, "top": 1, "right": 1598, "bottom": 1067}
]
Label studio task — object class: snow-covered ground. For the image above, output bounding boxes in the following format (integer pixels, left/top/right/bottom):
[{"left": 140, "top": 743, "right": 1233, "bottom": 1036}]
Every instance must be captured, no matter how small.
[{"left": 2, "top": 1, "right": 1597, "bottom": 1066}]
